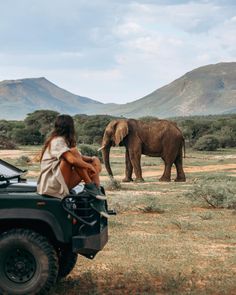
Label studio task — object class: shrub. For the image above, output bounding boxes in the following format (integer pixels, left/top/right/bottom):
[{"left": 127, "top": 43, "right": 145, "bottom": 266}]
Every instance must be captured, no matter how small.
[
  {"left": 0, "top": 135, "right": 16, "bottom": 149},
  {"left": 193, "top": 135, "right": 219, "bottom": 151},
  {"left": 136, "top": 196, "right": 165, "bottom": 214},
  {"left": 79, "top": 144, "right": 102, "bottom": 162},
  {"left": 139, "top": 204, "right": 165, "bottom": 214},
  {"left": 105, "top": 178, "right": 121, "bottom": 191},
  {"left": 16, "top": 155, "right": 31, "bottom": 166},
  {"left": 217, "top": 128, "right": 236, "bottom": 148},
  {"left": 185, "top": 176, "right": 236, "bottom": 209}
]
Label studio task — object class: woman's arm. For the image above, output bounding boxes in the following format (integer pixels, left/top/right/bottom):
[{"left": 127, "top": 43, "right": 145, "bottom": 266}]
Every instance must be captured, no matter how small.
[
  {"left": 62, "top": 151, "right": 96, "bottom": 174},
  {"left": 81, "top": 155, "right": 94, "bottom": 163}
]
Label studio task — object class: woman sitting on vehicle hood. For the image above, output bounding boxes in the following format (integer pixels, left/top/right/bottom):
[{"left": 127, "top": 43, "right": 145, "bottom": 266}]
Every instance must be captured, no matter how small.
[{"left": 37, "top": 114, "right": 102, "bottom": 198}]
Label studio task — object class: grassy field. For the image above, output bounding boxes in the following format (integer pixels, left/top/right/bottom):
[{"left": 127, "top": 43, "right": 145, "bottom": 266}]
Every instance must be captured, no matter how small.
[{"left": 1, "top": 146, "right": 236, "bottom": 294}]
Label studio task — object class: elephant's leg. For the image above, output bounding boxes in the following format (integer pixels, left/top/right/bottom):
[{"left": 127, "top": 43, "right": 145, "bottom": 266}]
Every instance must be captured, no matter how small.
[
  {"left": 174, "top": 152, "right": 186, "bottom": 182},
  {"left": 129, "top": 148, "right": 144, "bottom": 182},
  {"left": 159, "top": 160, "right": 172, "bottom": 182},
  {"left": 122, "top": 149, "right": 133, "bottom": 182}
]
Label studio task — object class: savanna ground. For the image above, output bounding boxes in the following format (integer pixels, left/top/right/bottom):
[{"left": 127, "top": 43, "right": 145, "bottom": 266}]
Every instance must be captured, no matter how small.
[{"left": 1, "top": 146, "right": 236, "bottom": 295}]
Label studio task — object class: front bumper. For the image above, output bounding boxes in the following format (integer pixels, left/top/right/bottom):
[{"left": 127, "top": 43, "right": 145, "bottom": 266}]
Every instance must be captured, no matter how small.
[{"left": 72, "top": 226, "right": 108, "bottom": 259}]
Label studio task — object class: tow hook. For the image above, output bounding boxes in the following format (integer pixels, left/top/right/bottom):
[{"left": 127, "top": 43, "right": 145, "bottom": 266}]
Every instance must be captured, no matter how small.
[{"left": 107, "top": 209, "right": 116, "bottom": 215}]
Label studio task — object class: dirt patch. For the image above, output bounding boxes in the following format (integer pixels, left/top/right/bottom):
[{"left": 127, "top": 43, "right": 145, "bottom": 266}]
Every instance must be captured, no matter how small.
[
  {"left": 212, "top": 155, "right": 236, "bottom": 159},
  {"left": 196, "top": 242, "right": 236, "bottom": 258},
  {"left": 185, "top": 163, "right": 236, "bottom": 172},
  {"left": 128, "top": 230, "right": 155, "bottom": 237},
  {"left": 105, "top": 163, "right": 236, "bottom": 180},
  {"left": 0, "top": 149, "right": 38, "bottom": 159},
  {"left": 140, "top": 163, "right": 236, "bottom": 178},
  {"left": 1, "top": 147, "right": 236, "bottom": 294},
  {"left": 26, "top": 171, "right": 40, "bottom": 178},
  {"left": 0, "top": 150, "right": 28, "bottom": 158}
]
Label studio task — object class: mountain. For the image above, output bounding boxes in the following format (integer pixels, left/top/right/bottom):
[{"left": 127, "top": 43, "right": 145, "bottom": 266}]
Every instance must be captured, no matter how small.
[
  {"left": 0, "top": 77, "right": 104, "bottom": 120},
  {"left": 1, "top": 62, "right": 236, "bottom": 120},
  {"left": 96, "top": 62, "right": 236, "bottom": 118}
]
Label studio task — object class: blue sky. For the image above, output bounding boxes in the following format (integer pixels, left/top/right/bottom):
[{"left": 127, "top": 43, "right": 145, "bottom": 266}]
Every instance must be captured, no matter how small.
[{"left": 0, "top": 0, "right": 236, "bottom": 103}]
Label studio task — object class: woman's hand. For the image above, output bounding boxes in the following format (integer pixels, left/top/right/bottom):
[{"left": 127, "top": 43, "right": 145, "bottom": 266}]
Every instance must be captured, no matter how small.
[
  {"left": 86, "top": 163, "right": 96, "bottom": 176},
  {"left": 82, "top": 155, "right": 94, "bottom": 163}
]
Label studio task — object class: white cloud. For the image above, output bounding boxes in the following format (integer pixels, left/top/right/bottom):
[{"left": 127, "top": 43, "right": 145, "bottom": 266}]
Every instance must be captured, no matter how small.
[
  {"left": 0, "top": 1, "right": 236, "bottom": 103},
  {"left": 115, "top": 22, "right": 143, "bottom": 36}
]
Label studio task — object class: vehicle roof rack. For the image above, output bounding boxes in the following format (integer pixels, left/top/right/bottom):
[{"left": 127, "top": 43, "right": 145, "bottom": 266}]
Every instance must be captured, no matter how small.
[{"left": 0, "top": 159, "right": 27, "bottom": 183}]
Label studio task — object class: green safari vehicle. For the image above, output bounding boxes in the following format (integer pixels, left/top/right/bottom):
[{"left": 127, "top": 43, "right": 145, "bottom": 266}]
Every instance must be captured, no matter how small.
[{"left": 0, "top": 159, "right": 114, "bottom": 295}]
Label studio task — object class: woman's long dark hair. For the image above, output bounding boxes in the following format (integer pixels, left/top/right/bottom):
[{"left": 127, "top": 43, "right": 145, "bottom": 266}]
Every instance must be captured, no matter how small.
[{"left": 40, "top": 114, "right": 76, "bottom": 161}]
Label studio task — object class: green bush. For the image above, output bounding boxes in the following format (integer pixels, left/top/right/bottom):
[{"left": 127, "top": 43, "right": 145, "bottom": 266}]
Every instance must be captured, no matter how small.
[
  {"left": 185, "top": 176, "right": 236, "bottom": 209},
  {"left": 217, "top": 126, "right": 236, "bottom": 148},
  {"left": 193, "top": 135, "right": 219, "bottom": 151},
  {"left": 139, "top": 204, "right": 165, "bottom": 214},
  {"left": 12, "top": 128, "right": 43, "bottom": 145},
  {"left": 79, "top": 144, "right": 102, "bottom": 162},
  {"left": 104, "top": 178, "right": 122, "bottom": 191},
  {"left": 0, "top": 135, "right": 16, "bottom": 149},
  {"left": 16, "top": 155, "right": 31, "bottom": 166}
]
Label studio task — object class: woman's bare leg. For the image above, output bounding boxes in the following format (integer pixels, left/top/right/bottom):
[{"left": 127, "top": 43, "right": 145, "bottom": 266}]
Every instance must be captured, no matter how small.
[
  {"left": 70, "top": 147, "right": 102, "bottom": 187},
  {"left": 60, "top": 159, "right": 81, "bottom": 189},
  {"left": 60, "top": 159, "right": 92, "bottom": 189},
  {"left": 66, "top": 147, "right": 94, "bottom": 184}
]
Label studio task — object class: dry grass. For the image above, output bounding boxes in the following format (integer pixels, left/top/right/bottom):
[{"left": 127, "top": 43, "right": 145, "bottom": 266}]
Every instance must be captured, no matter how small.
[{"left": 1, "top": 146, "right": 236, "bottom": 295}]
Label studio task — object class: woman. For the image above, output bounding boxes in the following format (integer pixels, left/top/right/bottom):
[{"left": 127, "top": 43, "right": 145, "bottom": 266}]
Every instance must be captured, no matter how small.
[{"left": 37, "top": 114, "right": 102, "bottom": 198}]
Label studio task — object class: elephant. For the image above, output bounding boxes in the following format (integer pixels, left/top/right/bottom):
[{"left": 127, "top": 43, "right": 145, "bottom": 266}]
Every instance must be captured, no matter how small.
[{"left": 99, "top": 119, "right": 186, "bottom": 182}]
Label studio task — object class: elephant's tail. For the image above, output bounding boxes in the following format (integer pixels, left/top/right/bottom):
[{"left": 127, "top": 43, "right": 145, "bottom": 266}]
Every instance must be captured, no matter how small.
[{"left": 182, "top": 138, "right": 186, "bottom": 158}]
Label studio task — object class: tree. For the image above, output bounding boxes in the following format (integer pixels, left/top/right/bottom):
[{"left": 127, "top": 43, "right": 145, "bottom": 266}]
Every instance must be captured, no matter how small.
[
  {"left": 25, "top": 110, "right": 59, "bottom": 138},
  {"left": 0, "top": 120, "right": 24, "bottom": 138},
  {"left": 139, "top": 116, "right": 159, "bottom": 123},
  {"left": 11, "top": 127, "right": 42, "bottom": 145},
  {"left": 74, "top": 115, "right": 117, "bottom": 144}
]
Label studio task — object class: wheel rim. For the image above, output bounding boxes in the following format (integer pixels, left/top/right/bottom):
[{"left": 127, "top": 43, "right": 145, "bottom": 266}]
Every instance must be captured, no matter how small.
[{"left": 5, "top": 248, "right": 36, "bottom": 283}]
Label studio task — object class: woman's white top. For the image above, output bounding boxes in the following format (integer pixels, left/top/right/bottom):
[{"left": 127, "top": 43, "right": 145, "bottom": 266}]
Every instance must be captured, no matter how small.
[{"left": 37, "top": 136, "right": 70, "bottom": 198}]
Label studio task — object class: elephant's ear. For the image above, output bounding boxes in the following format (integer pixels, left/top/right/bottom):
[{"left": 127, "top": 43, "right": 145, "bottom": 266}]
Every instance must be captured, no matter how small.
[{"left": 114, "top": 120, "right": 129, "bottom": 145}]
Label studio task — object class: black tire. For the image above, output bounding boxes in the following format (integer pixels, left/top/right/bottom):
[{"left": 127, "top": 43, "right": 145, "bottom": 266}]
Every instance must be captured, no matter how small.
[
  {"left": 0, "top": 229, "right": 59, "bottom": 295},
  {"left": 58, "top": 247, "right": 78, "bottom": 278}
]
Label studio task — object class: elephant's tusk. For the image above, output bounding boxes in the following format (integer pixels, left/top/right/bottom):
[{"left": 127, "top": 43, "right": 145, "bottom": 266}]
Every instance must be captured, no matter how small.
[{"left": 97, "top": 145, "right": 105, "bottom": 151}]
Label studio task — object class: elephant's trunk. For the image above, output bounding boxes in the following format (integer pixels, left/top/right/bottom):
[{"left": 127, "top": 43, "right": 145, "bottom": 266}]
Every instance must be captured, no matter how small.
[{"left": 102, "top": 144, "right": 113, "bottom": 178}]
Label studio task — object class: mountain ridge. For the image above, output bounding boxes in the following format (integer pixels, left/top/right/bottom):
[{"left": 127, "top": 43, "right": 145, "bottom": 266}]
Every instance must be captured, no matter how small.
[
  {"left": 97, "top": 62, "right": 236, "bottom": 118},
  {"left": 1, "top": 62, "right": 236, "bottom": 120},
  {"left": 0, "top": 77, "right": 104, "bottom": 119}
]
